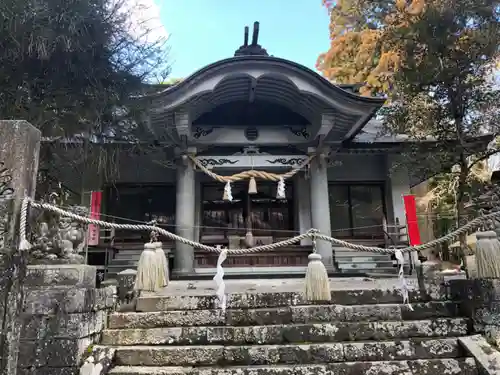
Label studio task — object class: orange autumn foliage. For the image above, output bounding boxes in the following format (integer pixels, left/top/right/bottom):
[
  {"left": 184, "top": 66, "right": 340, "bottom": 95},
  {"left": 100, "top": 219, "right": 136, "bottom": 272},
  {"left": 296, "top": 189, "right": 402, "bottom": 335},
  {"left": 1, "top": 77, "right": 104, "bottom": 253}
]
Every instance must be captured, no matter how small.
[{"left": 317, "top": 0, "right": 426, "bottom": 96}]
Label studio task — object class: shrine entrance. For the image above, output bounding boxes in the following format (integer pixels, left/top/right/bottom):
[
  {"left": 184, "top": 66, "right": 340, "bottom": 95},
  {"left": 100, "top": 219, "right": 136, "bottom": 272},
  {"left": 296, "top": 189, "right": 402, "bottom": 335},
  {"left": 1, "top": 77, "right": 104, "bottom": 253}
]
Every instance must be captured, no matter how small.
[
  {"left": 200, "top": 180, "right": 294, "bottom": 245},
  {"left": 196, "top": 180, "right": 309, "bottom": 270}
]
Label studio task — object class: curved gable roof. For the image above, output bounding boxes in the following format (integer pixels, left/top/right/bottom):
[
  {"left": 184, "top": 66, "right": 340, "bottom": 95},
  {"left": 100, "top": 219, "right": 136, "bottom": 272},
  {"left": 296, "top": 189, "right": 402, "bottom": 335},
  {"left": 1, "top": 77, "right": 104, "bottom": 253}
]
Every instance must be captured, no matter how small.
[{"left": 149, "top": 55, "right": 386, "bottom": 117}]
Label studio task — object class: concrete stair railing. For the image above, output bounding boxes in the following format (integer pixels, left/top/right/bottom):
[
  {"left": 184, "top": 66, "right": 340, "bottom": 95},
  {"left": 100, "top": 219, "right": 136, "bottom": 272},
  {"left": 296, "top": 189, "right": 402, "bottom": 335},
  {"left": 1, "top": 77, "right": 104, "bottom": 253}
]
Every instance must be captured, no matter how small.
[{"left": 97, "top": 285, "right": 479, "bottom": 375}]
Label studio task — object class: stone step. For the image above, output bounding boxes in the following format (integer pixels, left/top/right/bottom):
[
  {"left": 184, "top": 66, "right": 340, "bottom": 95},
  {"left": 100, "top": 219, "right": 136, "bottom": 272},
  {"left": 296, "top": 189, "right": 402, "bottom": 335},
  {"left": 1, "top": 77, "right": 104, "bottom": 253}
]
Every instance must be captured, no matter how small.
[
  {"left": 335, "top": 250, "right": 392, "bottom": 256},
  {"left": 335, "top": 254, "right": 392, "bottom": 261},
  {"left": 112, "top": 338, "right": 462, "bottom": 366},
  {"left": 136, "top": 287, "right": 444, "bottom": 312},
  {"left": 337, "top": 256, "right": 398, "bottom": 263},
  {"left": 106, "top": 265, "right": 137, "bottom": 275},
  {"left": 105, "top": 273, "right": 119, "bottom": 281},
  {"left": 334, "top": 250, "right": 393, "bottom": 258},
  {"left": 116, "top": 249, "right": 144, "bottom": 254},
  {"left": 109, "top": 358, "right": 477, "bottom": 375},
  {"left": 114, "top": 249, "right": 172, "bottom": 259},
  {"left": 101, "top": 318, "right": 469, "bottom": 346},
  {"left": 108, "top": 263, "right": 137, "bottom": 269},
  {"left": 339, "top": 267, "right": 399, "bottom": 274},
  {"left": 114, "top": 254, "right": 142, "bottom": 261},
  {"left": 109, "top": 302, "right": 459, "bottom": 329},
  {"left": 109, "top": 259, "right": 139, "bottom": 266},
  {"left": 338, "top": 261, "right": 396, "bottom": 269}
]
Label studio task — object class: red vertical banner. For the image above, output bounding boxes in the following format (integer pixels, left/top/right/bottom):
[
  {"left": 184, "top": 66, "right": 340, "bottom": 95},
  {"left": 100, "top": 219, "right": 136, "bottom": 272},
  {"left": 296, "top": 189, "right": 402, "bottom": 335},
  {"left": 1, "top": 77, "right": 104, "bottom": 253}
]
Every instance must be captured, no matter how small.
[
  {"left": 403, "top": 194, "right": 421, "bottom": 246},
  {"left": 87, "top": 191, "right": 102, "bottom": 246}
]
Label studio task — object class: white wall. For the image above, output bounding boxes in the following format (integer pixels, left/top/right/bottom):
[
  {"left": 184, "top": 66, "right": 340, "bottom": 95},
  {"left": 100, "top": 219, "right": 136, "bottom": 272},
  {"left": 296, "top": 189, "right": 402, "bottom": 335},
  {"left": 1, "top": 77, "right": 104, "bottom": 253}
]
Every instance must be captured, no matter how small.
[{"left": 386, "top": 155, "right": 411, "bottom": 227}]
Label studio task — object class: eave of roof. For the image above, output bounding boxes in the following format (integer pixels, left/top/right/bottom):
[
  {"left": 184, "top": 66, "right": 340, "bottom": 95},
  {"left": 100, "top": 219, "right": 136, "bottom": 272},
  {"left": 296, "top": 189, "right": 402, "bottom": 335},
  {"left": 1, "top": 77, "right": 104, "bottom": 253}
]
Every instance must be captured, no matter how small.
[
  {"left": 144, "top": 55, "right": 386, "bottom": 107},
  {"left": 348, "top": 133, "right": 493, "bottom": 148}
]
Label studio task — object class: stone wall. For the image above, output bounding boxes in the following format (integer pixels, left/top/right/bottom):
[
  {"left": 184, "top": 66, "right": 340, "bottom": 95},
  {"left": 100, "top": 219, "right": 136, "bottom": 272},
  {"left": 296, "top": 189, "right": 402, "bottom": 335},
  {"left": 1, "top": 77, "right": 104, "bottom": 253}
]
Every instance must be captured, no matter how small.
[
  {"left": 448, "top": 278, "right": 500, "bottom": 347},
  {"left": 18, "top": 264, "right": 116, "bottom": 375}
]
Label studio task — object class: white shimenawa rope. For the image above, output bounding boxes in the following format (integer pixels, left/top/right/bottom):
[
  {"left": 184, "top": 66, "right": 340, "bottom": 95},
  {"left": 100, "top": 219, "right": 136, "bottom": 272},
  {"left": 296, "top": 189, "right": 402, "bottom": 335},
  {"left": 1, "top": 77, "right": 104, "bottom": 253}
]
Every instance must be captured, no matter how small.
[{"left": 17, "top": 197, "right": 500, "bottom": 306}]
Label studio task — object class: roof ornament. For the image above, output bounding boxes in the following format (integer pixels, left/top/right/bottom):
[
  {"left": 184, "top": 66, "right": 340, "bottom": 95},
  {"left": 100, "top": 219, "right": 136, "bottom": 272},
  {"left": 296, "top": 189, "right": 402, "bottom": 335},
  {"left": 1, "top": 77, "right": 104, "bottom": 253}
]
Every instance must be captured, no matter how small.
[{"left": 234, "top": 22, "right": 269, "bottom": 57}]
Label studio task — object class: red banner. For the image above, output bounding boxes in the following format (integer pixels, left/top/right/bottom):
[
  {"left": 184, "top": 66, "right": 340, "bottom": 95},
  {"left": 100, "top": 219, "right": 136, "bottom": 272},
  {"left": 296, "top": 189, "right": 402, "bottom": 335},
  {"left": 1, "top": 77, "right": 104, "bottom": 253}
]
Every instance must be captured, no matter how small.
[
  {"left": 403, "top": 194, "right": 421, "bottom": 246},
  {"left": 87, "top": 191, "right": 102, "bottom": 246}
]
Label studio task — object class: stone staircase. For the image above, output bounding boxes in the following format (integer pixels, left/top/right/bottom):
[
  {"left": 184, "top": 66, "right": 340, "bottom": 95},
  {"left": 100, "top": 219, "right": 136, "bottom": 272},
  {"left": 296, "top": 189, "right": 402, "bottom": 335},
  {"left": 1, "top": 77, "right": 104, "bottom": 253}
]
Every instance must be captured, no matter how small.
[
  {"left": 107, "top": 246, "right": 142, "bottom": 277},
  {"left": 335, "top": 249, "right": 399, "bottom": 275},
  {"left": 100, "top": 279, "right": 478, "bottom": 375},
  {"left": 107, "top": 247, "right": 401, "bottom": 280},
  {"left": 106, "top": 244, "right": 172, "bottom": 279}
]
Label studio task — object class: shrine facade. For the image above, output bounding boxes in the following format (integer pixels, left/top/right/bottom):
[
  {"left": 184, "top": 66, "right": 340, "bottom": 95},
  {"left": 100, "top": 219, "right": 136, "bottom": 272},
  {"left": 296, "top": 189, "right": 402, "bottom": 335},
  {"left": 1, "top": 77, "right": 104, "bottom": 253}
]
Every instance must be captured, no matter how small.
[{"left": 48, "top": 23, "right": 429, "bottom": 278}]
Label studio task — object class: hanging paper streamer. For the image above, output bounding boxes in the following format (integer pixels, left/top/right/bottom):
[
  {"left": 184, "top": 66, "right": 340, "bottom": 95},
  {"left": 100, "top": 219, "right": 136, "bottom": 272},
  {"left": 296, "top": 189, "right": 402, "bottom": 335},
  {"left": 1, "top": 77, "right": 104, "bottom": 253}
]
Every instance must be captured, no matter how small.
[
  {"left": 248, "top": 177, "right": 257, "bottom": 195},
  {"left": 223, "top": 181, "right": 233, "bottom": 202},
  {"left": 276, "top": 177, "right": 286, "bottom": 199},
  {"left": 395, "top": 249, "right": 414, "bottom": 311},
  {"left": 213, "top": 248, "right": 228, "bottom": 312}
]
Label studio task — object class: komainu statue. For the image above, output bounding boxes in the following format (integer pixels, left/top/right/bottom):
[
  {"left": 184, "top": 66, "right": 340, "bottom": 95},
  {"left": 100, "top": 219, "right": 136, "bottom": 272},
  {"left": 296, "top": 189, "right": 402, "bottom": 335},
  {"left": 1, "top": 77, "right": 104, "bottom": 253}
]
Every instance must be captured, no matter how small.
[{"left": 29, "top": 205, "right": 89, "bottom": 264}]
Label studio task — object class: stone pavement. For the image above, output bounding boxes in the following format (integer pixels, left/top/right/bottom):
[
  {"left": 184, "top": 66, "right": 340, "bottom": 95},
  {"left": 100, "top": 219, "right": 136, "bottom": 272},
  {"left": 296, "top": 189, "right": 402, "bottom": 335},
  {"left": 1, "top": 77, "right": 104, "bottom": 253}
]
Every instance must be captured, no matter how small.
[{"left": 143, "top": 277, "right": 419, "bottom": 297}]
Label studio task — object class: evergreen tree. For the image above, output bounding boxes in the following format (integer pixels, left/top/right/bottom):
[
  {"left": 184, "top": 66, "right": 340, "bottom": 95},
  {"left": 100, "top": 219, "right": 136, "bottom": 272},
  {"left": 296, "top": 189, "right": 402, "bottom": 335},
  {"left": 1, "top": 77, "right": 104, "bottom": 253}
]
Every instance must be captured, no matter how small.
[
  {"left": 318, "top": 0, "right": 500, "bottom": 234},
  {"left": 0, "top": 0, "right": 170, "bottom": 199}
]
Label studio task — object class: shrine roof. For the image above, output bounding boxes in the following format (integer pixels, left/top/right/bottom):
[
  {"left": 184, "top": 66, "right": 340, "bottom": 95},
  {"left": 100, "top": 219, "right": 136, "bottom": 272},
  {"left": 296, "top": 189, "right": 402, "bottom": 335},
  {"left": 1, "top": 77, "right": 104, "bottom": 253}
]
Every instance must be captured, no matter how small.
[
  {"left": 147, "top": 21, "right": 383, "bottom": 113},
  {"left": 142, "top": 22, "right": 385, "bottom": 146},
  {"left": 147, "top": 55, "right": 386, "bottom": 115}
]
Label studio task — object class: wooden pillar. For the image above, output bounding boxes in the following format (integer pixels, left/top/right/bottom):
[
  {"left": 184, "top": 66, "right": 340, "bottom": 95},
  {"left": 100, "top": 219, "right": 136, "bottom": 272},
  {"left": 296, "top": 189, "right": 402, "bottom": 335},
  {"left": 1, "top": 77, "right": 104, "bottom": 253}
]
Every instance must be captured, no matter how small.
[
  {"left": 173, "top": 155, "right": 196, "bottom": 276},
  {"left": 295, "top": 174, "right": 312, "bottom": 245},
  {"left": 309, "top": 155, "right": 334, "bottom": 270}
]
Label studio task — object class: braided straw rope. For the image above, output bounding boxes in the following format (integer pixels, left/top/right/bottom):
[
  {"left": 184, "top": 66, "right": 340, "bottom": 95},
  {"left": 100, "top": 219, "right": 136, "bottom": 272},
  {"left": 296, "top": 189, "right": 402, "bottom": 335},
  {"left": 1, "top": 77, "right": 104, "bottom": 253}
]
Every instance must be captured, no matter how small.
[
  {"left": 314, "top": 209, "right": 498, "bottom": 254},
  {"left": 27, "top": 200, "right": 310, "bottom": 254},
  {"left": 188, "top": 154, "right": 316, "bottom": 183},
  {"left": 20, "top": 198, "right": 500, "bottom": 255}
]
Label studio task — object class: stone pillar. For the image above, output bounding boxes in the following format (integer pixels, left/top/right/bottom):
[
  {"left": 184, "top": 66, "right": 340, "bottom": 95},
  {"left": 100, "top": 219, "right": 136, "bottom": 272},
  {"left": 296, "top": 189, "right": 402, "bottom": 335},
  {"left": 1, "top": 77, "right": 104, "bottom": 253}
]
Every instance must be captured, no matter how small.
[
  {"left": 173, "top": 156, "right": 195, "bottom": 276},
  {"left": 0, "top": 120, "right": 41, "bottom": 375},
  {"left": 309, "top": 154, "right": 334, "bottom": 270}
]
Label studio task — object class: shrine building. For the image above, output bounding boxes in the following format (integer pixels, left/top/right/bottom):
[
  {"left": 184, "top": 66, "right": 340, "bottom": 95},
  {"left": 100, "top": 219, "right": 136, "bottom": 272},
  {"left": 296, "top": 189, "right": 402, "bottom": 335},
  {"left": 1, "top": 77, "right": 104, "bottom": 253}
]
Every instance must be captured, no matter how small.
[{"left": 45, "top": 22, "right": 489, "bottom": 280}]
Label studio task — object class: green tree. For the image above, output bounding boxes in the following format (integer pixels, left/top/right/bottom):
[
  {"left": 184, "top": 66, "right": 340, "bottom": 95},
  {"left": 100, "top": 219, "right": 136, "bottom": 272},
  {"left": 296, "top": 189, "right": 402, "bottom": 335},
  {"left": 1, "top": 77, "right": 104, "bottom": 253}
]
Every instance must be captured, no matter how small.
[
  {"left": 318, "top": 0, "right": 500, "bottom": 237},
  {"left": 0, "top": 0, "right": 170, "bottom": 137},
  {"left": 0, "top": 0, "right": 170, "bottom": 199},
  {"left": 162, "top": 77, "right": 184, "bottom": 85}
]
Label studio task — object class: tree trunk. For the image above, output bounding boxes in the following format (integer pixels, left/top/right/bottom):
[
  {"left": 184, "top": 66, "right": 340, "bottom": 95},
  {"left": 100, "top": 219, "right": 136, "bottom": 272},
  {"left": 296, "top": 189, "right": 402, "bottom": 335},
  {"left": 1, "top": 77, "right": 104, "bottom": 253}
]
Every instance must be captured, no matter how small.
[
  {"left": 456, "top": 152, "right": 469, "bottom": 276},
  {"left": 449, "top": 83, "right": 469, "bottom": 274}
]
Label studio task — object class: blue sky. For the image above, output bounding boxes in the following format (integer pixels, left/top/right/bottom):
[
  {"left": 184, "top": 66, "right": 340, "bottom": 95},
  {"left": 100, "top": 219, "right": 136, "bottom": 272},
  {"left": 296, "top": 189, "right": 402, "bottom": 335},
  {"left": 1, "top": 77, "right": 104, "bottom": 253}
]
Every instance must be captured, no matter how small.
[{"left": 158, "top": 0, "right": 331, "bottom": 78}]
